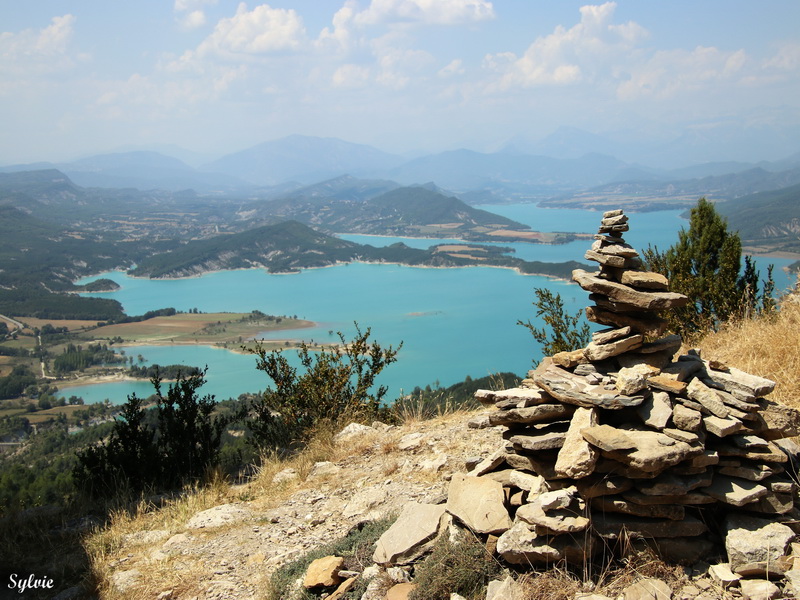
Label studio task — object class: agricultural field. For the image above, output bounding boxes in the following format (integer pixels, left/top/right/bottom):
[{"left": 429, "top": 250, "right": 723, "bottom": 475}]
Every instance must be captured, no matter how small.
[{"left": 77, "top": 312, "right": 313, "bottom": 346}]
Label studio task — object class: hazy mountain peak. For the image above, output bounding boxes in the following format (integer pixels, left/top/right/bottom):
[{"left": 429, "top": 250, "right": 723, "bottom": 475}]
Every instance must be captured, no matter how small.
[{"left": 201, "top": 135, "right": 404, "bottom": 186}]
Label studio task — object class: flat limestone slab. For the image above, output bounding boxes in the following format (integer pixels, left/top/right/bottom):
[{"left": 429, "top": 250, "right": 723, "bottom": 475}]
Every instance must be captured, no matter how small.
[
  {"left": 620, "top": 270, "right": 669, "bottom": 291},
  {"left": 486, "top": 403, "right": 575, "bottom": 427},
  {"left": 701, "top": 476, "right": 768, "bottom": 507},
  {"left": 702, "top": 362, "right": 776, "bottom": 401},
  {"left": 585, "top": 306, "right": 669, "bottom": 338},
  {"left": 572, "top": 269, "right": 689, "bottom": 310},
  {"left": 602, "top": 429, "right": 703, "bottom": 473},
  {"left": 582, "top": 424, "right": 636, "bottom": 452},
  {"left": 584, "top": 334, "right": 644, "bottom": 361},
  {"left": 446, "top": 473, "right": 511, "bottom": 534},
  {"left": 516, "top": 496, "right": 590, "bottom": 534},
  {"left": 687, "top": 378, "right": 730, "bottom": 418},
  {"left": 496, "top": 522, "right": 591, "bottom": 565},
  {"left": 534, "top": 363, "right": 645, "bottom": 410},
  {"left": 509, "top": 431, "right": 567, "bottom": 451},
  {"left": 474, "top": 387, "right": 553, "bottom": 407},
  {"left": 591, "top": 238, "right": 638, "bottom": 257},
  {"left": 636, "top": 391, "right": 673, "bottom": 430},
  {"left": 373, "top": 502, "right": 447, "bottom": 565}
]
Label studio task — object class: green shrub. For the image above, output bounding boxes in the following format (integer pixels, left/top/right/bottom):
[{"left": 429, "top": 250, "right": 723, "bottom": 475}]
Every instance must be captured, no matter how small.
[
  {"left": 247, "top": 323, "right": 401, "bottom": 451},
  {"left": 518, "top": 288, "right": 591, "bottom": 360},
  {"left": 409, "top": 528, "right": 503, "bottom": 600},
  {"left": 74, "top": 369, "right": 232, "bottom": 497}
]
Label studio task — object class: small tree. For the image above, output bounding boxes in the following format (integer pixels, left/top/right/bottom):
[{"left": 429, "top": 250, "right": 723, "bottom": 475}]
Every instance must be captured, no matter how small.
[
  {"left": 248, "top": 323, "right": 401, "bottom": 450},
  {"left": 154, "top": 369, "right": 229, "bottom": 485},
  {"left": 75, "top": 369, "right": 230, "bottom": 497},
  {"left": 644, "top": 198, "right": 775, "bottom": 337},
  {"left": 75, "top": 392, "right": 157, "bottom": 496},
  {"left": 518, "top": 288, "right": 591, "bottom": 361}
]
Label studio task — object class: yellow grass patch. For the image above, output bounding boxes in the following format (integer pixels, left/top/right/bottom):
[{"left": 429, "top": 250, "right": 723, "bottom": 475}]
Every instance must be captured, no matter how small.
[
  {"left": 11, "top": 317, "right": 99, "bottom": 331},
  {"left": 86, "top": 313, "right": 313, "bottom": 346},
  {"left": 435, "top": 244, "right": 487, "bottom": 253},
  {"left": 692, "top": 296, "right": 800, "bottom": 408},
  {"left": 447, "top": 253, "right": 487, "bottom": 260},
  {"left": 485, "top": 229, "right": 551, "bottom": 241}
]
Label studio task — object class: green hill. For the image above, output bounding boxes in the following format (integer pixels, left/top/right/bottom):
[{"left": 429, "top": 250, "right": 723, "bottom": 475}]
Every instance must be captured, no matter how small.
[{"left": 716, "top": 182, "right": 800, "bottom": 254}]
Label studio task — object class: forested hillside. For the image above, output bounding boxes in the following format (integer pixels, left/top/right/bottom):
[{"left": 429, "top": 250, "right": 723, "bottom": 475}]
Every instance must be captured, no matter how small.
[{"left": 717, "top": 182, "right": 800, "bottom": 254}]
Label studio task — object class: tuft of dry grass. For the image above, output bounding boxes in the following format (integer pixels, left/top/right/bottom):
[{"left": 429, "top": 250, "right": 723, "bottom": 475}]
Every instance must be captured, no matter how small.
[
  {"left": 593, "top": 548, "right": 687, "bottom": 598},
  {"left": 517, "top": 569, "right": 582, "bottom": 600},
  {"left": 690, "top": 295, "right": 800, "bottom": 408},
  {"left": 392, "top": 390, "right": 473, "bottom": 424}
]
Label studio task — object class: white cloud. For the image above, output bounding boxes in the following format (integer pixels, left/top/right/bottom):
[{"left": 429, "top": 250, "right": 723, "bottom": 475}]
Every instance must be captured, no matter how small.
[
  {"left": 174, "top": 0, "right": 217, "bottom": 30},
  {"left": 484, "top": 2, "right": 647, "bottom": 89},
  {"left": 763, "top": 42, "right": 800, "bottom": 72},
  {"left": 0, "top": 14, "right": 78, "bottom": 75},
  {"left": 371, "top": 35, "right": 434, "bottom": 89},
  {"left": 318, "top": 1, "right": 358, "bottom": 50},
  {"left": 353, "top": 0, "right": 494, "bottom": 26},
  {"left": 438, "top": 59, "right": 464, "bottom": 78},
  {"left": 196, "top": 3, "right": 306, "bottom": 57},
  {"left": 332, "top": 63, "right": 371, "bottom": 88},
  {"left": 180, "top": 10, "right": 208, "bottom": 30},
  {"left": 616, "top": 46, "right": 748, "bottom": 100}
]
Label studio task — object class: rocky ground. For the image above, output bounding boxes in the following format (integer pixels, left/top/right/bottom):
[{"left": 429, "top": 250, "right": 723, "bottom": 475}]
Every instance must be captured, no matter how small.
[
  {"left": 80, "top": 404, "right": 800, "bottom": 600},
  {"left": 88, "top": 412, "right": 501, "bottom": 600}
]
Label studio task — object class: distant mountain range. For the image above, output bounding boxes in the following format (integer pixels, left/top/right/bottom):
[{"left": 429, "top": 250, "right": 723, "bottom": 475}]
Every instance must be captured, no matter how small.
[
  {"left": 0, "top": 151, "right": 249, "bottom": 192},
  {"left": 200, "top": 134, "right": 402, "bottom": 186},
  {"left": 2, "top": 134, "right": 799, "bottom": 208}
]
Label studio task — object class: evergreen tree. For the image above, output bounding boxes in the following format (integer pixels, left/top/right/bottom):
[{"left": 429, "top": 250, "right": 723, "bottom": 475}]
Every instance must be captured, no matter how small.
[
  {"left": 75, "top": 369, "right": 230, "bottom": 497},
  {"left": 644, "top": 198, "right": 775, "bottom": 337},
  {"left": 154, "top": 369, "right": 229, "bottom": 485}
]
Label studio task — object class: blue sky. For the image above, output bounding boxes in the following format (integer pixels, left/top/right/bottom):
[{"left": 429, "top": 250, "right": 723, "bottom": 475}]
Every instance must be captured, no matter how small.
[{"left": 2, "top": 1, "right": 799, "bottom": 164}]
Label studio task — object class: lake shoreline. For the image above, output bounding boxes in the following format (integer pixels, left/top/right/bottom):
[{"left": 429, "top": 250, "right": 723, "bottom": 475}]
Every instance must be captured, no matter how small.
[{"left": 92, "top": 258, "right": 581, "bottom": 286}]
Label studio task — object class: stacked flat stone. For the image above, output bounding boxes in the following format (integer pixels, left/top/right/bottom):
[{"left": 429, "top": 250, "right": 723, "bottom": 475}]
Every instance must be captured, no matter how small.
[{"left": 468, "top": 210, "right": 800, "bottom": 571}]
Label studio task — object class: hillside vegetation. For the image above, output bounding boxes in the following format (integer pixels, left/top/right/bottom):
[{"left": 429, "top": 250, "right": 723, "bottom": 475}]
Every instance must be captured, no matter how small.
[{"left": 717, "top": 182, "right": 800, "bottom": 255}]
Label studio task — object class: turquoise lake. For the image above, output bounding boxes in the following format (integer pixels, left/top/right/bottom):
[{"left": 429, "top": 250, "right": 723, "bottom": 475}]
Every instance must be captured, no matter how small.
[{"left": 60, "top": 205, "right": 796, "bottom": 405}]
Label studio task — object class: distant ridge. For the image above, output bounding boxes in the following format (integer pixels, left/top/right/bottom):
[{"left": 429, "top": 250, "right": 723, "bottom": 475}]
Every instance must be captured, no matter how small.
[
  {"left": 2, "top": 153, "right": 249, "bottom": 192},
  {"left": 201, "top": 135, "right": 404, "bottom": 186}
]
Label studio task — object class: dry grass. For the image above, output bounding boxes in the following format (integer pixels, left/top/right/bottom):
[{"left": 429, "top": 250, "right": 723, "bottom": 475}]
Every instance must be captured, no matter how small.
[
  {"left": 84, "top": 477, "right": 232, "bottom": 599},
  {"left": 517, "top": 569, "right": 582, "bottom": 600},
  {"left": 690, "top": 295, "right": 800, "bottom": 407},
  {"left": 593, "top": 548, "right": 687, "bottom": 598}
]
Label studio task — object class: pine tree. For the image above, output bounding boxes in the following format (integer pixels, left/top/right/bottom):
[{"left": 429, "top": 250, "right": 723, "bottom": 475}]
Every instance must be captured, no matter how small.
[{"left": 643, "top": 198, "right": 775, "bottom": 337}]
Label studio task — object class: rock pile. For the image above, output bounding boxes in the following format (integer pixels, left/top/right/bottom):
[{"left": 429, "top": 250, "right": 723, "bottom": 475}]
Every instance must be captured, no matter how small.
[{"left": 466, "top": 209, "right": 800, "bottom": 573}]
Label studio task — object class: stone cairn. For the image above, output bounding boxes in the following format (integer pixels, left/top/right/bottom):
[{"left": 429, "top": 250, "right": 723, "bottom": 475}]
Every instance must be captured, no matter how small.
[{"left": 463, "top": 209, "right": 800, "bottom": 576}]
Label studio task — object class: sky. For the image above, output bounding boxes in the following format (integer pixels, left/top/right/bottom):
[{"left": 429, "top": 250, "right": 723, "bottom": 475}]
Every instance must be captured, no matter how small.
[{"left": 2, "top": 1, "right": 799, "bottom": 165}]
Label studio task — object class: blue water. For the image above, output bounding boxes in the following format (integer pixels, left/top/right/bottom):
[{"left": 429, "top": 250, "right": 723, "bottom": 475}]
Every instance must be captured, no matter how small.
[{"left": 59, "top": 205, "right": 796, "bottom": 405}]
